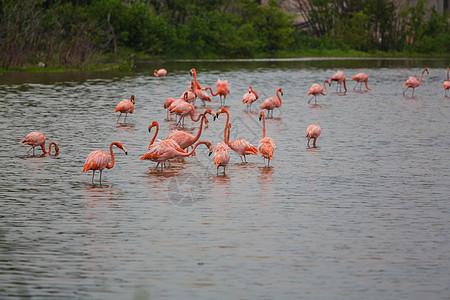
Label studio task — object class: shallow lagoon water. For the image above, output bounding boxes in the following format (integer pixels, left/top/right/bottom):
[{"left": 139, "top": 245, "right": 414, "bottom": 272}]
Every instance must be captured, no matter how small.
[{"left": 0, "top": 58, "right": 449, "bottom": 299}]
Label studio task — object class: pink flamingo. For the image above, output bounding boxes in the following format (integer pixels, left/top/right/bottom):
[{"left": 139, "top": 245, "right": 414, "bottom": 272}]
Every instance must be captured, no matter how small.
[
  {"left": 403, "top": 68, "right": 429, "bottom": 96},
  {"left": 260, "top": 87, "right": 283, "bottom": 118},
  {"left": 209, "top": 107, "right": 231, "bottom": 175},
  {"left": 190, "top": 80, "right": 212, "bottom": 106},
  {"left": 82, "top": 142, "right": 127, "bottom": 185},
  {"left": 169, "top": 100, "right": 203, "bottom": 127},
  {"left": 307, "top": 80, "right": 330, "bottom": 104},
  {"left": 351, "top": 73, "right": 372, "bottom": 92},
  {"left": 154, "top": 69, "right": 167, "bottom": 78},
  {"left": 181, "top": 82, "right": 197, "bottom": 104},
  {"left": 205, "top": 79, "right": 230, "bottom": 107},
  {"left": 22, "top": 131, "right": 59, "bottom": 155},
  {"left": 443, "top": 68, "right": 450, "bottom": 97},
  {"left": 242, "top": 86, "right": 259, "bottom": 111},
  {"left": 258, "top": 111, "right": 276, "bottom": 167},
  {"left": 114, "top": 95, "right": 135, "bottom": 123},
  {"left": 166, "top": 109, "right": 215, "bottom": 150},
  {"left": 330, "top": 71, "right": 347, "bottom": 93},
  {"left": 306, "top": 125, "right": 322, "bottom": 147},
  {"left": 189, "top": 68, "right": 202, "bottom": 90},
  {"left": 141, "top": 141, "right": 211, "bottom": 171},
  {"left": 226, "top": 123, "right": 258, "bottom": 163}
]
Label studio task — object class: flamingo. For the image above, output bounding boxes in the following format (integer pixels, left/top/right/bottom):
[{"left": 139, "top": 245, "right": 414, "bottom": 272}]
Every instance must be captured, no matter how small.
[
  {"left": 22, "top": 131, "right": 59, "bottom": 155},
  {"left": 329, "top": 71, "right": 347, "bottom": 93},
  {"left": 226, "top": 123, "right": 258, "bottom": 163},
  {"left": 189, "top": 68, "right": 202, "bottom": 90},
  {"left": 181, "top": 82, "right": 197, "bottom": 105},
  {"left": 351, "top": 73, "right": 372, "bottom": 92},
  {"left": 242, "top": 86, "right": 259, "bottom": 111},
  {"left": 205, "top": 79, "right": 230, "bottom": 107},
  {"left": 114, "top": 95, "right": 135, "bottom": 123},
  {"left": 307, "top": 80, "right": 330, "bottom": 104},
  {"left": 403, "top": 68, "right": 429, "bottom": 96},
  {"left": 306, "top": 125, "right": 322, "bottom": 147},
  {"left": 260, "top": 87, "right": 283, "bottom": 118},
  {"left": 154, "top": 69, "right": 167, "bottom": 78},
  {"left": 209, "top": 107, "right": 231, "bottom": 175},
  {"left": 163, "top": 97, "right": 177, "bottom": 119},
  {"left": 166, "top": 109, "right": 215, "bottom": 150},
  {"left": 169, "top": 100, "right": 203, "bottom": 127},
  {"left": 82, "top": 142, "right": 127, "bottom": 185},
  {"left": 190, "top": 80, "right": 212, "bottom": 106},
  {"left": 443, "top": 68, "right": 450, "bottom": 97},
  {"left": 258, "top": 111, "right": 276, "bottom": 167},
  {"left": 141, "top": 141, "right": 211, "bottom": 171}
]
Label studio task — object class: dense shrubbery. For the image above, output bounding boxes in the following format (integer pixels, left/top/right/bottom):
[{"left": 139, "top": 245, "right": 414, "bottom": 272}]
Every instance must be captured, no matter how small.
[{"left": 0, "top": 0, "right": 448, "bottom": 69}]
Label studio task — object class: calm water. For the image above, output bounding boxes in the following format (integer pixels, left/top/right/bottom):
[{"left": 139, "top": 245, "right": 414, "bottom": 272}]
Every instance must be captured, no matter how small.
[{"left": 1, "top": 58, "right": 449, "bottom": 299}]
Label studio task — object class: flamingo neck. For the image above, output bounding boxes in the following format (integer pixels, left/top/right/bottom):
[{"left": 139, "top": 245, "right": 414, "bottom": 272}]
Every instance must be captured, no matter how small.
[
  {"left": 323, "top": 80, "right": 328, "bottom": 95},
  {"left": 206, "top": 87, "right": 219, "bottom": 96},
  {"left": 180, "top": 141, "right": 208, "bottom": 157},
  {"left": 193, "top": 71, "right": 201, "bottom": 89},
  {"left": 252, "top": 89, "right": 259, "bottom": 100},
  {"left": 193, "top": 114, "right": 206, "bottom": 142},
  {"left": 149, "top": 123, "right": 159, "bottom": 147},
  {"left": 262, "top": 114, "right": 266, "bottom": 138},
  {"left": 418, "top": 69, "right": 426, "bottom": 85},
  {"left": 107, "top": 142, "right": 118, "bottom": 169},
  {"left": 223, "top": 110, "right": 230, "bottom": 143},
  {"left": 226, "top": 125, "right": 231, "bottom": 146},
  {"left": 365, "top": 81, "right": 372, "bottom": 91},
  {"left": 276, "top": 89, "right": 282, "bottom": 107},
  {"left": 343, "top": 80, "right": 347, "bottom": 92}
]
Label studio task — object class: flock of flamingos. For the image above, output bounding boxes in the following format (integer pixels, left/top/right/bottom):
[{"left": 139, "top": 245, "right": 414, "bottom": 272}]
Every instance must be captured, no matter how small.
[{"left": 21, "top": 67, "right": 450, "bottom": 184}]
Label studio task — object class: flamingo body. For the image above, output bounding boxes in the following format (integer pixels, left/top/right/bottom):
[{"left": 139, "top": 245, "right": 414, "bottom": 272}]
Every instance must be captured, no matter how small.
[
  {"left": 242, "top": 86, "right": 259, "bottom": 110},
  {"left": 260, "top": 88, "right": 283, "bottom": 118},
  {"left": 307, "top": 80, "right": 330, "bottom": 104},
  {"left": 206, "top": 79, "right": 230, "bottom": 106},
  {"left": 154, "top": 69, "right": 167, "bottom": 77},
  {"left": 306, "top": 125, "right": 322, "bottom": 147},
  {"left": 210, "top": 142, "right": 230, "bottom": 175},
  {"left": 22, "top": 131, "right": 59, "bottom": 155},
  {"left": 258, "top": 111, "right": 275, "bottom": 167},
  {"left": 403, "top": 68, "right": 429, "bottom": 96}
]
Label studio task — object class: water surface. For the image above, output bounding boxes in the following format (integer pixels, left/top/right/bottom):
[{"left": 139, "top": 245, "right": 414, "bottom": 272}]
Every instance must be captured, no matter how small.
[{"left": 1, "top": 58, "right": 449, "bottom": 299}]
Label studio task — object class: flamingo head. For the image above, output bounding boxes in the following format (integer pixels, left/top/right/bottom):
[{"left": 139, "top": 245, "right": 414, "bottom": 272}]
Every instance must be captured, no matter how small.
[
  {"left": 182, "top": 91, "right": 189, "bottom": 101},
  {"left": 424, "top": 68, "right": 429, "bottom": 74},
  {"left": 204, "top": 109, "right": 216, "bottom": 119},
  {"left": 325, "top": 80, "right": 331, "bottom": 86},
  {"left": 203, "top": 141, "right": 212, "bottom": 150},
  {"left": 248, "top": 86, "right": 253, "bottom": 93},
  {"left": 215, "top": 107, "right": 228, "bottom": 120},
  {"left": 278, "top": 88, "right": 283, "bottom": 96},
  {"left": 189, "top": 68, "right": 196, "bottom": 77},
  {"left": 115, "top": 142, "right": 128, "bottom": 155},
  {"left": 130, "top": 95, "right": 135, "bottom": 104},
  {"left": 148, "top": 121, "right": 158, "bottom": 132},
  {"left": 189, "top": 81, "right": 194, "bottom": 91},
  {"left": 259, "top": 110, "right": 265, "bottom": 121}
]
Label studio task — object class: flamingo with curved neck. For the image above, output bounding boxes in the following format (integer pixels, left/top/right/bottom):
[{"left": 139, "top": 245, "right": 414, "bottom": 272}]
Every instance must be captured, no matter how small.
[
  {"left": 189, "top": 68, "right": 202, "bottom": 90},
  {"left": 307, "top": 80, "right": 330, "bottom": 104},
  {"left": 260, "top": 88, "right": 283, "bottom": 118},
  {"left": 351, "top": 73, "right": 372, "bottom": 92},
  {"left": 148, "top": 121, "right": 160, "bottom": 149},
  {"left": 166, "top": 109, "right": 215, "bottom": 150},
  {"left": 22, "top": 131, "right": 59, "bottom": 155},
  {"left": 226, "top": 123, "right": 258, "bottom": 163},
  {"left": 403, "top": 68, "right": 429, "bottom": 96},
  {"left": 258, "top": 111, "right": 276, "bottom": 167},
  {"left": 204, "top": 79, "right": 230, "bottom": 107},
  {"left": 242, "top": 86, "right": 259, "bottom": 111},
  {"left": 82, "top": 142, "right": 127, "bottom": 185}
]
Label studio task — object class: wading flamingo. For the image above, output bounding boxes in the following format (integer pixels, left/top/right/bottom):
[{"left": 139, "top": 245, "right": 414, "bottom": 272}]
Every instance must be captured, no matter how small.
[
  {"left": 444, "top": 68, "right": 450, "bottom": 97},
  {"left": 166, "top": 109, "right": 215, "bottom": 151},
  {"left": 242, "top": 86, "right": 259, "bottom": 111},
  {"left": 307, "top": 80, "right": 330, "bottom": 104},
  {"left": 351, "top": 73, "right": 372, "bottom": 92},
  {"left": 205, "top": 79, "right": 230, "bottom": 107},
  {"left": 82, "top": 142, "right": 127, "bottom": 185},
  {"left": 189, "top": 68, "right": 202, "bottom": 90},
  {"left": 169, "top": 100, "right": 203, "bottom": 127},
  {"left": 306, "top": 125, "right": 322, "bottom": 147},
  {"left": 154, "top": 69, "right": 167, "bottom": 78},
  {"left": 141, "top": 141, "right": 211, "bottom": 171},
  {"left": 114, "top": 95, "right": 135, "bottom": 123},
  {"left": 403, "top": 68, "right": 429, "bottom": 96},
  {"left": 258, "top": 111, "right": 276, "bottom": 167},
  {"left": 209, "top": 107, "right": 231, "bottom": 175},
  {"left": 226, "top": 123, "right": 258, "bottom": 163},
  {"left": 190, "top": 80, "right": 212, "bottom": 106},
  {"left": 260, "top": 87, "right": 283, "bottom": 118},
  {"left": 22, "top": 131, "right": 59, "bottom": 155},
  {"left": 330, "top": 71, "right": 347, "bottom": 93}
]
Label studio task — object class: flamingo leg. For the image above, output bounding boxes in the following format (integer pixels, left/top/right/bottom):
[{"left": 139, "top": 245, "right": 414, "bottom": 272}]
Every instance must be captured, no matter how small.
[
  {"left": 308, "top": 95, "right": 314, "bottom": 104},
  {"left": 313, "top": 138, "right": 317, "bottom": 147},
  {"left": 91, "top": 171, "right": 95, "bottom": 185},
  {"left": 412, "top": 88, "right": 415, "bottom": 97},
  {"left": 124, "top": 113, "right": 127, "bottom": 123},
  {"left": 26, "top": 146, "right": 34, "bottom": 155},
  {"left": 99, "top": 170, "right": 103, "bottom": 185},
  {"left": 117, "top": 113, "right": 122, "bottom": 123},
  {"left": 403, "top": 87, "right": 409, "bottom": 96}
]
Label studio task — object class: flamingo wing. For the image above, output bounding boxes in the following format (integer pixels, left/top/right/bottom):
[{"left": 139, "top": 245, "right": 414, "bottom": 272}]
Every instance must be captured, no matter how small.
[
  {"left": 83, "top": 150, "right": 110, "bottom": 172},
  {"left": 307, "top": 84, "right": 323, "bottom": 96},
  {"left": 114, "top": 100, "right": 134, "bottom": 113},
  {"left": 22, "top": 131, "right": 45, "bottom": 146},
  {"left": 230, "top": 139, "right": 258, "bottom": 156}
]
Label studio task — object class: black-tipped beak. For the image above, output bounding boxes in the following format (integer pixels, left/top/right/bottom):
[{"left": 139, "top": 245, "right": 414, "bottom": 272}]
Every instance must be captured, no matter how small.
[
  {"left": 208, "top": 151, "right": 212, "bottom": 156},
  {"left": 125, "top": 151, "right": 128, "bottom": 155},
  {"left": 281, "top": 92, "right": 284, "bottom": 96},
  {"left": 259, "top": 116, "right": 262, "bottom": 121},
  {"left": 148, "top": 128, "right": 152, "bottom": 132}
]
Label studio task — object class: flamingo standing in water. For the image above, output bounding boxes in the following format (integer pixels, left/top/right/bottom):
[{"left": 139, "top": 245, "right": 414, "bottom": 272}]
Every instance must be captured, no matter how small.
[
  {"left": 330, "top": 71, "right": 347, "bottom": 93},
  {"left": 242, "top": 86, "right": 259, "bottom": 111},
  {"left": 190, "top": 79, "right": 212, "bottom": 106},
  {"left": 260, "top": 87, "right": 283, "bottom": 118},
  {"left": 141, "top": 141, "right": 211, "bottom": 171},
  {"left": 306, "top": 125, "right": 322, "bottom": 147},
  {"left": 166, "top": 109, "right": 215, "bottom": 151},
  {"left": 205, "top": 79, "right": 230, "bottom": 107},
  {"left": 22, "top": 131, "right": 59, "bottom": 155},
  {"left": 307, "top": 80, "right": 330, "bottom": 104},
  {"left": 258, "top": 111, "right": 276, "bottom": 167},
  {"left": 443, "top": 68, "right": 450, "bottom": 97},
  {"left": 351, "top": 73, "right": 372, "bottom": 92},
  {"left": 169, "top": 99, "right": 203, "bottom": 127},
  {"left": 82, "top": 142, "right": 127, "bottom": 185},
  {"left": 163, "top": 97, "right": 177, "bottom": 120},
  {"left": 226, "top": 123, "right": 258, "bottom": 163},
  {"left": 209, "top": 107, "right": 231, "bottom": 175},
  {"left": 154, "top": 69, "right": 167, "bottom": 78},
  {"left": 403, "top": 68, "right": 429, "bottom": 96},
  {"left": 114, "top": 95, "right": 135, "bottom": 123}
]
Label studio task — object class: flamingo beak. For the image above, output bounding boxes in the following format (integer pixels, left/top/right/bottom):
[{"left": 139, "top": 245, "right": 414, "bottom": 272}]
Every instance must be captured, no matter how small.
[
  {"left": 259, "top": 116, "right": 262, "bottom": 121},
  {"left": 208, "top": 151, "right": 212, "bottom": 156},
  {"left": 125, "top": 151, "right": 128, "bottom": 155}
]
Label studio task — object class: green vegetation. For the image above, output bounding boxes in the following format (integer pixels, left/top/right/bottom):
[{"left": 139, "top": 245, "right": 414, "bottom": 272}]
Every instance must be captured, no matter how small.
[{"left": 0, "top": 0, "right": 448, "bottom": 71}]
